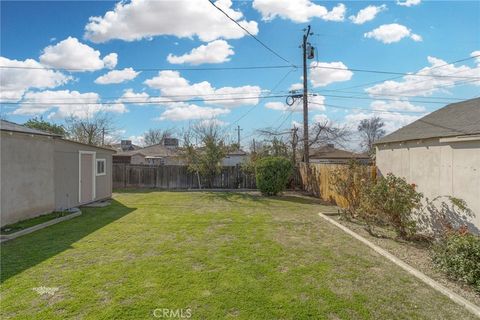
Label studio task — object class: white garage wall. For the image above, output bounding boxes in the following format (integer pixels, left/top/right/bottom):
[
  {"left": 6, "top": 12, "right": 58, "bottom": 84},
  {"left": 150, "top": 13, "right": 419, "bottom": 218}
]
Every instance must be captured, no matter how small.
[{"left": 376, "top": 138, "right": 480, "bottom": 234}]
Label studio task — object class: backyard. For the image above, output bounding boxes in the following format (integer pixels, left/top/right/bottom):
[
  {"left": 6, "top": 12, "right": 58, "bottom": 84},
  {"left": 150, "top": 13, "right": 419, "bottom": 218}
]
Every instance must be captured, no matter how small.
[{"left": 0, "top": 191, "right": 476, "bottom": 319}]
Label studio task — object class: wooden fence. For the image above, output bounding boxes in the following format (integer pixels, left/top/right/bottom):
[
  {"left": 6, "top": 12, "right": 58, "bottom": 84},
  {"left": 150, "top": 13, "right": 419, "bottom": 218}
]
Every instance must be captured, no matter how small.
[
  {"left": 113, "top": 164, "right": 257, "bottom": 189},
  {"left": 299, "top": 162, "right": 376, "bottom": 208}
]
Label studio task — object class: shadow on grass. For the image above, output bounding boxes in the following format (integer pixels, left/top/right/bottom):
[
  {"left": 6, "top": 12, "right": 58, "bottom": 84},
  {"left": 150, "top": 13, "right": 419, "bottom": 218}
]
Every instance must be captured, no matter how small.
[{"left": 0, "top": 199, "right": 135, "bottom": 283}]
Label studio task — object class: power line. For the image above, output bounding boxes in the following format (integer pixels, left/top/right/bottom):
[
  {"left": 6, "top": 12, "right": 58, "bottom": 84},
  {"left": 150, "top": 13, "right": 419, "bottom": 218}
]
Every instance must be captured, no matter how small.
[
  {"left": 227, "top": 68, "right": 296, "bottom": 127},
  {"left": 1, "top": 94, "right": 291, "bottom": 106},
  {"left": 208, "top": 0, "right": 295, "bottom": 66},
  {"left": 308, "top": 92, "right": 466, "bottom": 104},
  {"left": 309, "top": 101, "right": 425, "bottom": 115},
  {"left": 309, "top": 61, "right": 480, "bottom": 80},
  {"left": 329, "top": 54, "right": 480, "bottom": 92},
  {"left": 1, "top": 54, "right": 477, "bottom": 79},
  {"left": 0, "top": 64, "right": 296, "bottom": 72}
]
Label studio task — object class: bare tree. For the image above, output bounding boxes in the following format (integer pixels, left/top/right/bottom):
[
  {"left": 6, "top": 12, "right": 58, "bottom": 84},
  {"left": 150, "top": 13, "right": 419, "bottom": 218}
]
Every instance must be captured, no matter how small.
[
  {"left": 358, "top": 116, "right": 386, "bottom": 155},
  {"left": 65, "top": 112, "right": 116, "bottom": 146},
  {"left": 307, "top": 120, "right": 350, "bottom": 148},
  {"left": 143, "top": 128, "right": 174, "bottom": 146}
]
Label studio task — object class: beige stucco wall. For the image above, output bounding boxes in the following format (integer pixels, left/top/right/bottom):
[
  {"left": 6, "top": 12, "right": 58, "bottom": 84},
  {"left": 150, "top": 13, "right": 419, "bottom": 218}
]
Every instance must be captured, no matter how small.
[
  {"left": 376, "top": 138, "right": 480, "bottom": 233},
  {"left": 1, "top": 132, "right": 56, "bottom": 227},
  {"left": 54, "top": 139, "right": 113, "bottom": 209}
]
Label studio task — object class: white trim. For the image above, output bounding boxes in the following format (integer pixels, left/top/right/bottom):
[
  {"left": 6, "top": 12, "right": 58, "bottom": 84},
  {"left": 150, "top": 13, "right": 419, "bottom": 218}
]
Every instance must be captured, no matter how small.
[
  {"left": 439, "top": 135, "right": 480, "bottom": 143},
  {"left": 96, "top": 158, "right": 106, "bottom": 176},
  {"left": 79, "top": 151, "right": 96, "bottom": 204}
]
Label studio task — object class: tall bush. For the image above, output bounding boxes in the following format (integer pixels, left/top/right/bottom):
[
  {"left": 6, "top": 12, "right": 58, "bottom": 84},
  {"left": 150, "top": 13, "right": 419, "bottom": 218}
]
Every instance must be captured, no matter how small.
[
  {"left": 256, "top": 157, "right": 292, "bottom": 196},
  {"left": 360, "top": 173, "right": 423, "bottom": 239},
  {"left": 330, "top": 160, "right": 372, "bottom": 220}
]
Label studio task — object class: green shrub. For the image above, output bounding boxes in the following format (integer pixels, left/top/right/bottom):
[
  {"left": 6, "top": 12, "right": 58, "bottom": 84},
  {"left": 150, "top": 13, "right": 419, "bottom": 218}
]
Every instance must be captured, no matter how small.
[
  {"left": 432, "top": 232, "right": 480, "bottom": 292},
  {"left": 255, "top": 157, "right": 292, "bottom": 196},
  {"left": 360, "top": 173, "right": 423, "bottom": 239}
]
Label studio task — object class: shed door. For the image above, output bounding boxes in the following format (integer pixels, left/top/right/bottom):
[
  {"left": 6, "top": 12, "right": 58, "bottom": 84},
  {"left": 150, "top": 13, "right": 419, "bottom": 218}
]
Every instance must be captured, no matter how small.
[{"left": 80, "top": 153, "right": 95, "bottom": 203}]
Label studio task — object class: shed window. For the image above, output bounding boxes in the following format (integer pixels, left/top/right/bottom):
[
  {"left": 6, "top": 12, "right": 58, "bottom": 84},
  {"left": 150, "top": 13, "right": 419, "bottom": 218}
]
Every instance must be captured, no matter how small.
[{"left": 96, "top": 159, "right": 106, "bottom": 176}]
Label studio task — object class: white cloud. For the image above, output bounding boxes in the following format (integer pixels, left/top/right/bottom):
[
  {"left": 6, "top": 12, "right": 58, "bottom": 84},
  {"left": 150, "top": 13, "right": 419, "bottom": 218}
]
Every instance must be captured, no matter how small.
[
  {"left": 167, "top": 40, "right": 234, "bottom": 65},
  {"left": 366, "top": 54, "right": 480, "bottom": 97},
  {"left": 370, "top": 100, "right": 425, "bottom": 112},
  {"left": 396, "top": 0, "right": 421, "bottom": 7},
  {"left": 39, "top": 37, "right": 117, "bottom": 71},
  {"left": 144, "top": 71, "right": 262, "bottom": 107},
  {"left": 313, "top": 114, "right": 330, "bottom": 123},
  {"left": 156, "top": 103, "right": 230, "bottom": 121},
  {"left": 265, "top": 101, "right": 288, "bottom": 111},
  {"left": 344, "top": 111, "right": 422, "bottom": 134},
  {"left": 253, "top": 0, "right": 345, "bottom": 23},
  {"left": 349, "top": 4, "right": 386, "bottom": 24},
  {"left": 310, "top": 61, "right": 353, "bottom": 87},
  {"left": 0, "top": 57, "right": 70, "bottom": 102},
  {"left": 265, "top": 95, "right": 325, "bottom": 112},
  {"left": 289, "top": 83, "right": 303, "bottom": 91},
  {"left": 127, "top": 135, "right": 145, "bottom": 147},
  {"left": 84, "top": 0, "right": 258, "bottom": 43},
  {"left": 117, "top": 89, "right": 151, "bottom": 105},
  {"left": 103, "top": 53, "right": 118, "bottom": 69},
  {"left": 95, "top": 68, "right": 140, "bottom": 84},
  {"left": 13, "top": 90, "right": 126, "bottom": 119},
  {"left": 364, "top": 23, "right": 422, "bottom": 44},
  {"left": 470, "top": 50, "right": 480, "bottom": 64}
]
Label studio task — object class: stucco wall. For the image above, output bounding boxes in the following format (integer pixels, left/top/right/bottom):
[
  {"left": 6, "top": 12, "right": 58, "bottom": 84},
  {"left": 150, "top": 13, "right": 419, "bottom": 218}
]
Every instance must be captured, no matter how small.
[
  {"left": 54, "top": 139, "right": 113, "bottom": 209},
  {"left": 1, "top": 132, "right": 56, "bottom": 227},
  {"left": 130, "top": 154, "right": 145, "bottom": 165},
  {"left": 376, "top": 138, "right": 480, "bottom": 233}
]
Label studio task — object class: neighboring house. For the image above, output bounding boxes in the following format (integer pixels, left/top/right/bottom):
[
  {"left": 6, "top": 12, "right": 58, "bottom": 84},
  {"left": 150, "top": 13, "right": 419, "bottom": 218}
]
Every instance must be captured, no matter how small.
[
  {"left": 310, "top": 144, "right": 371, "bottom": 164},
  {"left": 109, "top": 140, "right": 141, "bottom": 153},
  {"left": 375, "top": 98, "right": 480, "bottom": 233},
  {"left": 113, "top": 141, "right": 183, "bottom": 165},
  {"left": 0, "top": 120, "right": 114, "bottom": 227},
  {"left": 222, "top": 149, "right": 248, "bottom": 166}
]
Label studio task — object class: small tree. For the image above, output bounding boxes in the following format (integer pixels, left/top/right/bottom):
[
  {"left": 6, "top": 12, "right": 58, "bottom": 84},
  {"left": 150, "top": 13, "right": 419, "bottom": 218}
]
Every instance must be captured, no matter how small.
[
  {"left": 182, "top": 121, "right": 227, "bottom": 188},
  {"left": 256, "top": 157, "right": 292, "bottom": 196},
  {"left": 65, "top": 112, "right": 116, "bottom": 146},
  {"left": 24, "top": 117, "right": 66, "bottom": 136}
]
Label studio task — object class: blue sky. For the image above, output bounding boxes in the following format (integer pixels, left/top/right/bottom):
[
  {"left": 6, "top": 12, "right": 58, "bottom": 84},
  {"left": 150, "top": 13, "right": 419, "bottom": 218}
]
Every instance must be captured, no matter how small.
[{"left": 1, "top": 0, "right": 479, "bottom": 147}]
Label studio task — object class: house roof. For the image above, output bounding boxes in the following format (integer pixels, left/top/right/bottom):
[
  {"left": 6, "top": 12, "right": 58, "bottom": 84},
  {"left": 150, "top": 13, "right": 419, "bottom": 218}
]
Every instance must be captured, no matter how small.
[
  {"left": 115, "top": 143, "right": 179, "bottom": 157},
  {"left": 310, "top": 145, "right": 369, "bottom": 159},
  {"left": 375, "top": 97, "right": 480, "bottom": 144},
  {"left": 109, "top": 143, "right": 142, "bottom": 153},
  {"left": 226, "top": 149, "right": 247, "bottom": 156},
  {"left": 0, "top": 119, "right": 61, "bottom": 137}
]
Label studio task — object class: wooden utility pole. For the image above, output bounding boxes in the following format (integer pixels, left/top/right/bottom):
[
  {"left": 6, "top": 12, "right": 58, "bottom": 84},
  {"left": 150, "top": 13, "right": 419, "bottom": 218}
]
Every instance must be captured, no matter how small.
[
  {"left": 291, "top": 126, "right": 299, "bottom": 166},
  {"left": 235, "top": 125, "right": 243, "bottom": 149},
  {"left": 302, "top": 25, "right": 311, "bottom": 164},
  {"left": 252, "top": 138, "right": 256, "bottom": 153}
]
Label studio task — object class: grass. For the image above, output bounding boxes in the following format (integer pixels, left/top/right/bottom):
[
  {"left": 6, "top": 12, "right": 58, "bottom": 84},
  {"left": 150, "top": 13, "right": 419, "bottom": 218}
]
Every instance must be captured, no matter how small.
[
  {"left": 0, "top": 211, "right": 72, "bottom": 235},
  {"left": 0, "top": 191, "right": 476, "bottom": 319}
]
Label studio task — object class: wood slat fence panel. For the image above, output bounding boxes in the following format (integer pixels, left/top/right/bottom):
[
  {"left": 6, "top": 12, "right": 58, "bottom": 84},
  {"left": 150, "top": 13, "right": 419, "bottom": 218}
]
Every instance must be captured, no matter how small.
[
  {"left": 299, "top": 162, "right": 376, "bottom": 208},
  {"left": 113, "top": 164, "right": 257, "bottom": 189}
]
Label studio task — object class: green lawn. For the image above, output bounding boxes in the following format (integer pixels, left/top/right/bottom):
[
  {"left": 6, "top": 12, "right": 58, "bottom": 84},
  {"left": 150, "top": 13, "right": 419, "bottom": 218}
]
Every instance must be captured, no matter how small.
[{"left": 0, "top": 191, "right": 475, "bottom": 319}]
